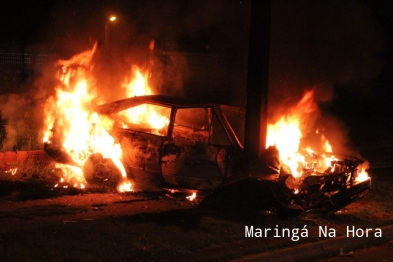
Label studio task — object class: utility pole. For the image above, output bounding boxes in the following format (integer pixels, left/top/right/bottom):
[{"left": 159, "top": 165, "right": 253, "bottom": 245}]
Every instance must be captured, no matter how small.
[
  {"left": 105, "top": 15, "right": 117, "bottom": 48},
  {"left": 244, "top": 0, "right": 271, "bottom": 161}
]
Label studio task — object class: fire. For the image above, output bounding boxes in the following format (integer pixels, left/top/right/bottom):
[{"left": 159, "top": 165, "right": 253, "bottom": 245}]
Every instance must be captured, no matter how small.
[
  {"left": 123, "top": 65, "right": 152, "bottom": 97},
  {"left": 43, "top": 44, "right": 170, "bottom": 191},
  {"left": 43, "top": 44, "right": 129, "bottom": 190},
  {"left": 322, "top": 155, "right": 338, "bottom": 172},
  {"left": 55, "top": 163, "right": 85, "bottom": 186},
  {"left": 119, "top": 66, "right": 169, "bottom": 134},
  {"left": 356, "top": 168, "right": 369, "bottom": 182},
  {"left": 4, "top": 167, "right": 17, "bottom": 175},
  {"left": 118, "top": 181, "right": 133, "bottom": 192},
  {"left": 267, "top": 118, "right": 303, "bottom": 176},
  {"left": 321, "top": 135, "right": 332, "bottom": 153},
  {"left": 186, "top": 192, "right": 197, "bottom": 201},
  {"left": 266, "top": 90, "right": 369, "bottom": 183},
  {"left": 266, "top": 90, "right": 317, "bottom": 177}
]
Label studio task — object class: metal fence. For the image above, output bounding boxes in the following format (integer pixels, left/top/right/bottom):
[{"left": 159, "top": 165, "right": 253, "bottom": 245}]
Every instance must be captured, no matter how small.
[{"left": 0, "top": 52, "right": 52, "bottom": 67}]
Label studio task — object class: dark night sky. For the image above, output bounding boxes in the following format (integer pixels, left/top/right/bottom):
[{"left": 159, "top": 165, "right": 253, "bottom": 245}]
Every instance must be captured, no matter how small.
[
  {"left": 0, "top": 0, "right": 251, "bottom": 54},
  {"left": 0, "top": 0, "right": 393, "bottom": 143}
]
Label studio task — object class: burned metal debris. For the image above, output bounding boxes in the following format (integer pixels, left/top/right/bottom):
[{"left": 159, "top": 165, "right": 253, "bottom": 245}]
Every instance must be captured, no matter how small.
[{"left": 295, "top": 155, "right": 371, "bottom": 214}]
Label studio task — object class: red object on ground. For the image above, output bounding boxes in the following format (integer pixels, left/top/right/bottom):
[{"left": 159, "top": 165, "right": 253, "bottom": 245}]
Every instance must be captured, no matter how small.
[{"left": 0, "top": 150, "right": 54, "bottom": 172}]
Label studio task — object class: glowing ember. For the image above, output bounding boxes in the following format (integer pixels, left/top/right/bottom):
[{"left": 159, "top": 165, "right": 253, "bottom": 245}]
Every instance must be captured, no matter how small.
[
  {"left": 118, "top": 181, "right": 133, "bottom": 192},
  {"left": 186, "top": 192, "right": 197, "bottom": 201},
  {"left": 5, "top": 167, "right": 17, "bottom": 175},
  {"left": 165, "top": 188, "right": 179, "bottom": 194}
]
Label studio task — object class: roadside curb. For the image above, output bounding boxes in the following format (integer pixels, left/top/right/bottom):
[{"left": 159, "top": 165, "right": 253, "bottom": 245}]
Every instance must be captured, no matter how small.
[{"left": 231, "top": 224, "right": 393, "bottom": 262}]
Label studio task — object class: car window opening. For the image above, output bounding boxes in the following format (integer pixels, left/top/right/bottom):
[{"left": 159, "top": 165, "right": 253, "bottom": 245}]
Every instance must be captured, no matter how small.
[{"left": 116, "top": 104, "right": 171, "bottom": 136}]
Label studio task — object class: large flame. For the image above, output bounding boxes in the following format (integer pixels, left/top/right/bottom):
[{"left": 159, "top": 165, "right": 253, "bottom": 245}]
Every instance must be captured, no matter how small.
[
  {"left": 119, "top": 39, "right": 169, "bottom": 133},
  {"left": 120, "top": 66, "right": 169, "bottom": 133},
  {"left": 43, "top": 45, "right": 368, "bottom": 191},
  {"left": 43, "top": 44, "right": 170, "bottom": 191},
  {"left": 266, "top": 90, "right": 317, "bottom": 177},
  {"left": 44, "top": 44, "right": 129, "bottom": 190},
  {"left": 266, "top": 90, "right": 368, "bottom": 180}
]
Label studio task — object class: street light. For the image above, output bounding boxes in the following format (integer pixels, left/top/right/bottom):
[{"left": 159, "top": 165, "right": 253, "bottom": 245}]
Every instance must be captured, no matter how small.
[{"left": 105, "top": 15, "right": 117, "bottom": 48}]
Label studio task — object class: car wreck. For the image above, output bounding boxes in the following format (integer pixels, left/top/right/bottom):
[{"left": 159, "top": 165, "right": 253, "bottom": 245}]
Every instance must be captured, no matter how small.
[{"left": 44, "top": 95, "right": 371, "bottom": 216}]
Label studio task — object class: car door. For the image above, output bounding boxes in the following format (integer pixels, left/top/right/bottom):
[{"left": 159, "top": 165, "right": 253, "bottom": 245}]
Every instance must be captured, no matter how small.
[
  {"left": 113, "top": 103, "right": 171, "bottom": 187},
  {"left": 160, "top": 107, "right": 232, "bottom": 190}
]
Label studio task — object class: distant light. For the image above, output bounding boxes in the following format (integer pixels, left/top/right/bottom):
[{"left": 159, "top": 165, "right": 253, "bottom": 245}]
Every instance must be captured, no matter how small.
[{"left": 109, "top": 16, "right": 117, "bottom": 22}]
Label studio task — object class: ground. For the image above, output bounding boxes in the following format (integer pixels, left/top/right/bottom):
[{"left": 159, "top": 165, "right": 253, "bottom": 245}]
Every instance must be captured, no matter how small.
[
  {"left": 317, "top": 242, "right": 393, "bottom": 262},
  {"left": 0, "top": 165, "right": 392, "bottom": 261}
]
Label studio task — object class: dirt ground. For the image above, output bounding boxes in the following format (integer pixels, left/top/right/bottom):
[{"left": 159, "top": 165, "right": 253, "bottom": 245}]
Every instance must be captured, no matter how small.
[
  {"left": 0, "top": 167, "right": 392, "bottom": 262},
  {"left": 0, "top": 191, "right": 196, "bottom": 231},
  {"left": 317, "top": 241, "right": 393, "bottom": 262},
  {"left": 0, "top": 171, "right": 204, "bottom": 261}
]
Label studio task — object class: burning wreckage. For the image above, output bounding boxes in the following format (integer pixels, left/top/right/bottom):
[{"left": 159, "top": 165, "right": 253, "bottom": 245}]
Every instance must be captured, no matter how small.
[
  {"left": 5, "top": 44, "right": 366, "bottom": 216},
  {"left": 43, "top": 93, "right": 371, "bottom": 216}
]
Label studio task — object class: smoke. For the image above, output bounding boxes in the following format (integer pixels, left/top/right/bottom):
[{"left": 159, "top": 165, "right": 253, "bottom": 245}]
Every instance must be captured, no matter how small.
[
  {"left": 0, "top": 0, "right": 386, "bottom": 157},
  {"left": 0, "top": 93, "right": 45, "bottom": 151},
  {"left": 40, "top": 0, "right": 211, "bottom": 101},
  {"left": 0, "top": 61, "right": 58, "bottom": 151},
  {"left": 265, "top": 0, "right": 385, "bottom": 157}
]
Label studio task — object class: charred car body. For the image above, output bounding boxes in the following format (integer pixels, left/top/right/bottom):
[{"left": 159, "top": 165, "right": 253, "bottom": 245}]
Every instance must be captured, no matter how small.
[{"left": 44, "top": 95, "right": 371, "bottom": 215}]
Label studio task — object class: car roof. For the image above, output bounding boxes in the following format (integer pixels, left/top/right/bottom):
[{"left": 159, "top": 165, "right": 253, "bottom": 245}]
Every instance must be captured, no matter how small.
[{"left": 95, "top": 95, "right": 222, "bottom": 114}]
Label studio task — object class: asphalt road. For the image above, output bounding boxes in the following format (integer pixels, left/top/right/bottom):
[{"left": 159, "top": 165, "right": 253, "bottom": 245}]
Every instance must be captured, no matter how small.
[{"left": 317, "top": 241, "right": 393, "bottom": 262}]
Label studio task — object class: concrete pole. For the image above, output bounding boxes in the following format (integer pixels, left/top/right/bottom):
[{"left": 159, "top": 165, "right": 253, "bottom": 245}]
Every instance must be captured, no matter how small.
[{"left": 244, "top": 0, "right": 271, "bottom": 160}]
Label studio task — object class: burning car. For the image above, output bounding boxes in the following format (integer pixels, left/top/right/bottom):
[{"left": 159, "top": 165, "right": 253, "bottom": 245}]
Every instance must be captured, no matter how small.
[
  {"left": 45, "top": 95, "right": 245, "bottom": 191},
  {"left": 44, "top": 94, "right": 371, "bottom": 215},
  {"left": 41, "top": 45, "right": 370, "bottom": 215}
]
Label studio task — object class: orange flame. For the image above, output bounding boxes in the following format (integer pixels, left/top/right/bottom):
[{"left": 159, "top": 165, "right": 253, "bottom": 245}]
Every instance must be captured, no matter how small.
[
  {"left": 118, "top": 181, "right": 133, "bottom": 192},
  {"left": 355, "top": 168, "right": 369, "bottom": 182},
  {"left": 44, "top": 44, "right": 170, "bottom": 191},
  {"left": 119, "top": 66, "right": 169, "bottom": 134},
  {"left": 265, "top": 90, "right": 367, "bottom": 182},
  {"left": 266, "top": 90, "right": 317, "bottom": 177},
  {"left": 44, "top": 44, "right": 129, "bottom": 190},
  {"left": 321, "top": 134, "right": 332, "bottom": 153}
]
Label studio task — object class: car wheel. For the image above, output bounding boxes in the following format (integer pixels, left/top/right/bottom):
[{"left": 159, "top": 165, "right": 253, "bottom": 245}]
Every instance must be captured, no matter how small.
[{"left": 83, "top": 153, "right": 122, "bottom": 188}]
